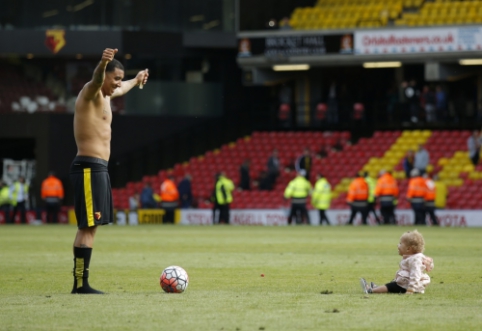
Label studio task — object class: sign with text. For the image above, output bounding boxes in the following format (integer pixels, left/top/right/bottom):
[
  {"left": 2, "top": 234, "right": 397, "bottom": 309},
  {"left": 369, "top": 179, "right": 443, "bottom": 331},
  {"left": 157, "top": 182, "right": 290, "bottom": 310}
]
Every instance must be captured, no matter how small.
[
  {"left": 59, "top": 208, "right": 482, "bottom": 227},
  {"left": 179, "top": 209, "right": 480, "bottom": 227},
  {"left": 355, "top": 27, "right": 482, "bottom": 55},
  {"left": 238, "top": 33, "right": 353, "bottom": 58}
]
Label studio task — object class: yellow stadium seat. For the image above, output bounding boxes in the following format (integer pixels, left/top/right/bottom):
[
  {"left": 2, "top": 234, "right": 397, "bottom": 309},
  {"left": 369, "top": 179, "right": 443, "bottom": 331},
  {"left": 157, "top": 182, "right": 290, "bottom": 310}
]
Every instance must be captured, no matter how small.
[
  {"left": 421, "top": 130, "right": 431, "bottom": 137},
  {"left": 468, "top": 171, "right": 479, "bottom": 179},
  {"left": 454, "top": 151, "right": 468, "bottom": 159},
  {"left": 367, "top": 171, "right": 377, "bottom": 178},
  {"left": 369, "top": 157, "right": 380, "bottom": 164},
  {"left": 452, "top": 179, "right": 464, "bottom": 187},
  {"left": 463, "top": 164, "right": 475, "bottom": 173},
  {"left": 438, "top": 171, "right": 450, "bottom": 180},
  {"left": 341, "top": 178, "right": 352, "bottom": 185}
]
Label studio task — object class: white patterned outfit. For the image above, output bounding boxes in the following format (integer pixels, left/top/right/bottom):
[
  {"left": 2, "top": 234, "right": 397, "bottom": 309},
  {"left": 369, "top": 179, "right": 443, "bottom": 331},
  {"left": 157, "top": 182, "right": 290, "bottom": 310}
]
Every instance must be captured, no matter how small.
[{"left": 395, "top": 253, "right": 434, "bottom": 293}]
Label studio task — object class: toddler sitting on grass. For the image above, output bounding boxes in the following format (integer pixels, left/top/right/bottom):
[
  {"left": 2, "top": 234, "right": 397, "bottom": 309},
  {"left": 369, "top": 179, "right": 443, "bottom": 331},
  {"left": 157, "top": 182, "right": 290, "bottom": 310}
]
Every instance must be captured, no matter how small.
[{"left": 361, "top": 230, "right": 434, "bottom": 294}]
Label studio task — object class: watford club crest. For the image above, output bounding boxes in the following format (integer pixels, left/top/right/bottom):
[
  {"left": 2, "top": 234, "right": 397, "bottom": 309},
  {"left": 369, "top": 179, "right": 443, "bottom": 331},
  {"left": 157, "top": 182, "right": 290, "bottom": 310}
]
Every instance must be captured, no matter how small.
[
  {"left": 45, "top": 30, "right": 66, "bottom": 54},
  {"left": 94, "top": 212, "right": 102, "bottom": 220}
]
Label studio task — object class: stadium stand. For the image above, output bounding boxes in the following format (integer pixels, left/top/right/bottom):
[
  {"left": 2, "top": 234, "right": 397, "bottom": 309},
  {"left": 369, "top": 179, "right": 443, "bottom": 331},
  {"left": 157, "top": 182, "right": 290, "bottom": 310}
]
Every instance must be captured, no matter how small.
[
  {"left": 289, "top": 0, "right": 405, "bottom": 30},
  {"left": 288, "top": 0, "right": 482, "bottom": 30},
  {"left": 0, "top": 61, "right": 125, "bottom": 114},
  {"left": 112, "top": 129, "right": 478, "bottom": 211},
  {"left": 396, "top": 0, "right": 482, "bottom": 27},
  {"left": 0, "top": 63, "right": 64, "bottom": 113}
]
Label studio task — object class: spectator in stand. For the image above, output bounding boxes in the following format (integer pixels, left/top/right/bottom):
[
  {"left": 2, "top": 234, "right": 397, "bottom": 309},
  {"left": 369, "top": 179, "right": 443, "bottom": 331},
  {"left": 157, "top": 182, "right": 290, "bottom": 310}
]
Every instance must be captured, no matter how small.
[
  {"left": 258, "top": 171, "right": 272, "bottom": 191},
  {"left": 177, "top": 174, "right": 193, "bottom": 209},
  {"left": 403, "top": 150, "right": 415, "bottom": 179},
  {"left": 467, "top": 130, "right": 481, "bottom": 166},
  {"left": 160, "top": 175, "right": 179, "bottom": 224},
  {"left": 295, "top": 148, "right": 312, "bottom": 181},
  {"left": 317, "top": 143, "right": 330, "bottom": 159},
  {"left": 284, "top": 170, "right": 312, "bottom": 225},
  {"left": 326, "top": 81, "right": 339, "bottom": 123},
  {"left": 311, "top": 173, "right": 331, "bottom": 225},
  {"left": 140, "top": 182, "right": 157, "bottom": 209},
  {"left": 346, "top": 172, "right": 369, "bottom": 225},
  {"left": 433, "top": 174, "right": 447, "bottom": 210},
  {"left": 128, "top": 192, "right": 140, "bottom": 211},
  {"left": 414, "top": 144, "right": 430, "bottom": 175},
  {"left": 0, "top": 180, "right": 12, "bottom": 224},
  {"left": 421, "top": 85, "right": 436, "bottom": 123},
  {"left": 10, "top": 176, "right": 29, "bottom": 224},
  {"left": 400, "top": 81, "right": 410, "bottom": 122},
  {"left": 386, "top": 86, "right": 398, "bottom": 122},
  {"left": 278, "top": 86, "right": 292, "bottom": 128},
  {"left": 435, "top": 85, "right": 448, "bottom": 122},
  {"left": 239, "top": 159, "right": 251, "bottom": 191},
  {"left": 405, "top": 80, "right": 421, "bottom": 123},
  {"left": 406, "top": 169, "right": 427, "bottom": 225},
  {"left": 423, "top": 173, "right": 439, "bottom": 226},
  {"left": 332, "top": 139, "right": 345, "bottom": 152},
  {"left": 267, "top": 149, "right": 281, "bottom": 189},
  {"left": 41, "top": 171, "right": 64, "bottom": 224},
  {"left": 279, "top": 17, "right": 292, "bottom": 30}
]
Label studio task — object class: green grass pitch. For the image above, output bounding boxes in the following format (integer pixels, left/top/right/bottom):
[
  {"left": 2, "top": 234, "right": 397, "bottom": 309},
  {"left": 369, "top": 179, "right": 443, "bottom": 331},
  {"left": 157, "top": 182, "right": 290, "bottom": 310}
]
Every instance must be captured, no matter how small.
[{"left": 1, "top": 225, "right": 482, "bottom": 331}]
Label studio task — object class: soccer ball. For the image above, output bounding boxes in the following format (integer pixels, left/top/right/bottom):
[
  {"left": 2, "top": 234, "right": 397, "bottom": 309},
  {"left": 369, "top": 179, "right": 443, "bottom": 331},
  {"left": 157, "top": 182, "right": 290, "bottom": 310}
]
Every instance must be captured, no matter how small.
[{"left": 160, "top": 266, "right": 189, "bottom": 293}]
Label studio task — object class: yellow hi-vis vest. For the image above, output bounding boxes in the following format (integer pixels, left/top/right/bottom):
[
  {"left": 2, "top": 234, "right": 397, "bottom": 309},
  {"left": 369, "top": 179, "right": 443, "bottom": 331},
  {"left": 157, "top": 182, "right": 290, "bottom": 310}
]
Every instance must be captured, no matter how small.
[
  {"left": 0, "top": 186, "right": 11, "bottom": 205},
  {"left": 365, "top": 176, "right": 377, "bottom": 203},
  {"left": 215, "top": 176, "right": 235, "bottom": 205},
  {"left": 284, "top": 176, "right": 312, "bottom": 199},
  {"left": 312, "top": 178, "right": 331, "bottom": 210},
  {"left": 10, "top": 182, "right": 29, "bottom": 207}
]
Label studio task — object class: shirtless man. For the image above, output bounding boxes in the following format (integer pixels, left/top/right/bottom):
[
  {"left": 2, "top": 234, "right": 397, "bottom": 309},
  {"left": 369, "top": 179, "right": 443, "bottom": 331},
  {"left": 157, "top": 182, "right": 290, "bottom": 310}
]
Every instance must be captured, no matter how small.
[{"left": 69, "top": 48, "right": 148, "bottom": 294}]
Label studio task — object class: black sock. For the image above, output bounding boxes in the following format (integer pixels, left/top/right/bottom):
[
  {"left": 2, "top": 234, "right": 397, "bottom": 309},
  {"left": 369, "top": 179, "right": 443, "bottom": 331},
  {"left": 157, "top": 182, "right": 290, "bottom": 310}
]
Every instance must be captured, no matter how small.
[{"left": 72, "top": 247, "right": 104, "bottom": 294}]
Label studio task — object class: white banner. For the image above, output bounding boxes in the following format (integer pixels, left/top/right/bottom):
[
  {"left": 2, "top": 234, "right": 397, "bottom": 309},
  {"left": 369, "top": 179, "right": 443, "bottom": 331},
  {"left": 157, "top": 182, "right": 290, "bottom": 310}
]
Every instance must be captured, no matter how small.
[
  {"left": 2, "top": 158, "right": 36, "bottom": 186},
  {"left": 179, "top": 209, "right": 481, "bottom": 227},
  {"left": 354, "top": 27, "right": 482, "bottom": 55}
]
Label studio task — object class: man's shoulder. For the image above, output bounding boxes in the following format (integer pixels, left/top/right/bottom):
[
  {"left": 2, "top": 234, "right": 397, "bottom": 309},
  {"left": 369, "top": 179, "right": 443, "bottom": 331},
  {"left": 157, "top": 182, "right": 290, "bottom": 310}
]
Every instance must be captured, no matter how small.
[{"left": 76, "top": 85, "right": 104, "bottom": 106}]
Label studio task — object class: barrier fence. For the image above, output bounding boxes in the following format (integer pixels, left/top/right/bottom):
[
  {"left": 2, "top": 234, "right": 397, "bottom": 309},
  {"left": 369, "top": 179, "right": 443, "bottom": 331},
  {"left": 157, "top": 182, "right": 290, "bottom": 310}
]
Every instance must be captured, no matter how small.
[{"left": 0, "top": 209, "right": 476, "bottom": 227}]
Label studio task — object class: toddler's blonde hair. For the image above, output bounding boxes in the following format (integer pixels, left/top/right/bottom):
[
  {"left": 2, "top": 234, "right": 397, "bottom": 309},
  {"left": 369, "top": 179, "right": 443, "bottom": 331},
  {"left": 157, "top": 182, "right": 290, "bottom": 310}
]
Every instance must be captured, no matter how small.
[{"left": 401, "top": 230, "right": 425, "bottom": 253}]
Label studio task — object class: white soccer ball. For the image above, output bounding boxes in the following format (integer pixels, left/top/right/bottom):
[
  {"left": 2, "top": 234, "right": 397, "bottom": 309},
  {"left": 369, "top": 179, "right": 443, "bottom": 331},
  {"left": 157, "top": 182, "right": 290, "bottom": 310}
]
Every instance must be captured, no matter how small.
[{"left": 160, "top": 266, "right": 189, "bottom": 293}]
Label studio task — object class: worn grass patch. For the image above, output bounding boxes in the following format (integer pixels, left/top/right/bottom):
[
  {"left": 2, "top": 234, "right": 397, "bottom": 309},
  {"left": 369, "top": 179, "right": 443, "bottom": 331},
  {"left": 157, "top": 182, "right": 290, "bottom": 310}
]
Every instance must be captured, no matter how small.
[{"left": 0, "top": 225, "right": 481, "bottom": 330}]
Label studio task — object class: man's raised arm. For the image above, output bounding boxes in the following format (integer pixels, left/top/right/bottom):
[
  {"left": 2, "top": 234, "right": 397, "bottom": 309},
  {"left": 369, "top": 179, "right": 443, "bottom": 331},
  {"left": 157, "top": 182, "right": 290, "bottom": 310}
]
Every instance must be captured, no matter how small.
[
  {"left": 111, "top": 69, "right": 149, "bottom": 98},
  {"left": 82, "top": 48, "right": 118, "bottom": 100}
]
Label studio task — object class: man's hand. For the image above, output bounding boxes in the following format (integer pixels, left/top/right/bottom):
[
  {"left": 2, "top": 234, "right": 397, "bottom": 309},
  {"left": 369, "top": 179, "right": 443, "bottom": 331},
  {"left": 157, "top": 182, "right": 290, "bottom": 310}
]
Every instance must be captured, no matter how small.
[
  {"left": 111, "top": 68, "right": 149, "bottom": 98},
  {"left": 101, "top": 48, "right": 118, "bottom": 64},
  {"left": 137, "top": 69, "right": 149, "bottom": 89}
]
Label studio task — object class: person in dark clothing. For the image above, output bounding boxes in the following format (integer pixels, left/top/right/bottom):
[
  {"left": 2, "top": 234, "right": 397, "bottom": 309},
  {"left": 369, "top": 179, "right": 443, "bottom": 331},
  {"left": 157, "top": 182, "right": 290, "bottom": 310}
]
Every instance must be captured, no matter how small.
[
  {"left": 211, "top": 173, "right": 221, "bottom": 224},
  {"left": 403, "top": 150, "right": 415, "bottom": 179},
  {"left": 258, "top": 171, "right": 272, "bottom": 191},
  {"left": 296, "top": 148, "right": 312, "bottom": 181},
  {"left": 239, "top": 159, "right": 251, "bottom": 190},
  {"left": 140, "top": 182, "right": 157, "bottom": 209},
  {"left": 267, "top": 149, "right": 281, "bottom": 190},
  {"left": 177, "top": 174, "right": 193, "bottom": 209}
]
